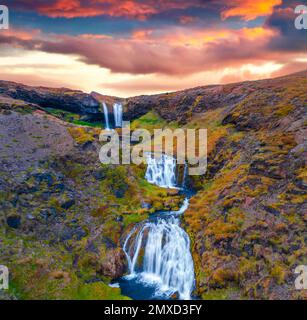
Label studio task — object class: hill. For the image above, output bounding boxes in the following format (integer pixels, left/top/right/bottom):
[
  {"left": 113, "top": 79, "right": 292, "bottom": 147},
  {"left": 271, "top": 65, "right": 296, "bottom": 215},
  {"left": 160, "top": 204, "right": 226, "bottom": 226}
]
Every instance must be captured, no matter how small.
[{"left": 0, "top": 71, "right": 306, "bottom": 300}]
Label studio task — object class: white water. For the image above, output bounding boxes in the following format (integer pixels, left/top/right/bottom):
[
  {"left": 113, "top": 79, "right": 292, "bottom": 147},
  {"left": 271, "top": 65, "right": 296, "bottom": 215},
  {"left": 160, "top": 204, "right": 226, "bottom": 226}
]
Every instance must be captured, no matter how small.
[
  {"left": 113, "top": 103, "right": 123, "bottom": 128},
  {"left": 102, "top": 102, "right": 110, "bottom": 130},
  {"left": 123, "top": 213, "right": 194, "bottom": 300},
  {"left": 145, "top": 154, "right": 177, "bottom": 188},
  {"left": 122, "top": 154, "right": 195, "bottom": 300}
]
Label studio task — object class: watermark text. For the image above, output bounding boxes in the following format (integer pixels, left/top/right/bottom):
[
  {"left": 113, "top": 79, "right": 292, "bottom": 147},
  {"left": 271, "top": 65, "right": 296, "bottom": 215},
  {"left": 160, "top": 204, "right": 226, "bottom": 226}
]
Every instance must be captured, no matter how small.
[{"left": 0, "top": 5, "right": 9, "bottom": 30}]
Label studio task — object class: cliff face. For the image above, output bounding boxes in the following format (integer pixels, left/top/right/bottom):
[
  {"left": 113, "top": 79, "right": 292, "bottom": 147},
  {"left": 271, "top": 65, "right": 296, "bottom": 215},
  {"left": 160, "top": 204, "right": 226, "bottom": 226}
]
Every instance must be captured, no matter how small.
[
  {"left": 0, "top": 81, "right": 102, "bottom": 119},
  {"left": 0, "top": 70, "right": 306, "bottom": 300}
]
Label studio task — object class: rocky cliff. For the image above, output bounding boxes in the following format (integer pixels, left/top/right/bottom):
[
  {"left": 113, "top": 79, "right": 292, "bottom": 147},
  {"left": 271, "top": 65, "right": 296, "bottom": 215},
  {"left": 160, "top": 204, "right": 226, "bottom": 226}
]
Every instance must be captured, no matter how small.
[{"left": 0, "top": 81, "right": 103, "bottom": 120}]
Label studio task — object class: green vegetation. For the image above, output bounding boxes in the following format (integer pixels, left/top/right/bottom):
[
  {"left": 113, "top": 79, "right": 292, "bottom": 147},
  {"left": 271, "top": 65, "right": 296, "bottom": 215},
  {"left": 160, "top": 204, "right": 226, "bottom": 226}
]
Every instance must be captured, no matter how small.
[
  {"left": 131, "top": 111, "right": 167, "bottom": 133},
  {"left": 43, "top": 107, "right": 102, "bottom": 128}
]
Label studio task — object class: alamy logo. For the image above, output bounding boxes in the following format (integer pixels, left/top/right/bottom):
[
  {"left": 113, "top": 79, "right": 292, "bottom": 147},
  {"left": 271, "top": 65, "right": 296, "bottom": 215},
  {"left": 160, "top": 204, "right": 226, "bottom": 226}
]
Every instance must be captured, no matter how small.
[
  {"left": 99, "top": 122, "right": 208, "bottom": 176},
  {"left": 0, "top": 5, "right": 9, "bottom": 30},
  {"left": 294, "top": 5, "right": 307, "bottom": 30},
  {"left": 0, "top": 265, "right": 9, "bottom": 290},
  {"left": 294, "top": 265, "right": 307, "bottom": 290}
]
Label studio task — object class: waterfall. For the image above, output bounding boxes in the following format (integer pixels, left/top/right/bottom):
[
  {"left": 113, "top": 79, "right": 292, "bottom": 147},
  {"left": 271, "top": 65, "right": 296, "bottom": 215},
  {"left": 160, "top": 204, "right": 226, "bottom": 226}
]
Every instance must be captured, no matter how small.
[
  {"left": 113, "top": 103, "right": 123, "bottom": 128},
  {"left": 145, "top": 154, "right": 177, "bottom": 188},
  {"left": 123, "top": 215, "right": 194, "bottom": 300},
  {"left": 181, "top": 162, "right": 188, "bottom": 189},
  {"left": 102, "top": 102, "right": 110, "bottom": 130},
  {"left": 123, "top": 225, "right": 146, "bottom": 276},
  {"left": 121, "top": 153, "right": 195, "bottom": 300}
]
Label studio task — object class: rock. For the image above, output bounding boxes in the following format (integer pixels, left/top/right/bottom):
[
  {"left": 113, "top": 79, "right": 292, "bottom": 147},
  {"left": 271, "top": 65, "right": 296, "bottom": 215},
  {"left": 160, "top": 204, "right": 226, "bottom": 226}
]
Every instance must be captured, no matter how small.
[
  {"left": 26, "top": 213, "right": 35, "bottom": 220},
  {"left": 33, "top": 172, "right": 54, "bottom": 187},
  {"left": 100, "top": 249, "right": 126, "bottom": 278},
  {"left": 81, "top": 140, "right": 94, "bottom": 151},
  {"left": 61, "top": 199, "right": 75, "bottom": 210},
  {"left": 74, "top": 227, "right": 87, "bottom": 240},
  {"left": 114, "top": 186, "right": 127, "bottom": 198},
  {"left": 54, "top": 183, "right": 65, "bottom": 191},
  {"left": 0, "top": 80, "right": 101, "bottom": 118},
  {"left": 141, "top": 201, "right": 152, "bottom": 209},
  {"left": 41, "top": 191, "right": 51, "bottom": 200},
  {"left": 264, "top": 206, "right": 280, "bottom": 216},
  {"left": 93, "top": 169, "right": 106, "bottom": 180},
  {"left": 40, "top": 208, "right": 57, "bottom": 221},
  {"left": 171, "top": 292, "right": 179, "bottom": 299},
  {"left": 7, "top": 214, "right": 21, "bottom": 228},
  {"left": 116, "top": 215, "right": 123, "bottom": 222}
]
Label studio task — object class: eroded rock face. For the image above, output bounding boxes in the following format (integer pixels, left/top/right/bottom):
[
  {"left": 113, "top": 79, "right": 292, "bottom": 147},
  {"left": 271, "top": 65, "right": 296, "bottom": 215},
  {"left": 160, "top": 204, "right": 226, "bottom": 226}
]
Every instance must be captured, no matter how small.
[
  {"left": 100, "top": 249, "right": 127, "bottom": 278},
  {"left": 0, "top": 80, "right": 101, "bottom": 117}
]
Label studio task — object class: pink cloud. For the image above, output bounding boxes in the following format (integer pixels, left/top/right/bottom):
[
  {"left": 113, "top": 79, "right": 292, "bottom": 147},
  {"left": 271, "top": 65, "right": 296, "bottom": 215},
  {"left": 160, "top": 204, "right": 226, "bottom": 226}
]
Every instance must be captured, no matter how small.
[
  {"left": 0, "top": 25, "right": 289, "bottom": 77},
  {"left": 12, "top": 0, "right": 206, "bottom": 19}
]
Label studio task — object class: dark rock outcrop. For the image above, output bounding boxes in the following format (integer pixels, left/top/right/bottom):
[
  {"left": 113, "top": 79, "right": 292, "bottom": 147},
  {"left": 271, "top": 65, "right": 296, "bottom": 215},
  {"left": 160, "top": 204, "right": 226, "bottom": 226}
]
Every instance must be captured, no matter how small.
[{"left": 0, "top": 80, "right": 102, "bottom": 119}]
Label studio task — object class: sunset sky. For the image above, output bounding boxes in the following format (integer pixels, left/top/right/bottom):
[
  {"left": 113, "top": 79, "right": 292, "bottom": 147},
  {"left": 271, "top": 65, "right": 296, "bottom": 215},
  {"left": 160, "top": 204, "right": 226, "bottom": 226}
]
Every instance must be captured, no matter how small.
[{"left": 0, "top": 0, "right": 306, "bottom": 97}]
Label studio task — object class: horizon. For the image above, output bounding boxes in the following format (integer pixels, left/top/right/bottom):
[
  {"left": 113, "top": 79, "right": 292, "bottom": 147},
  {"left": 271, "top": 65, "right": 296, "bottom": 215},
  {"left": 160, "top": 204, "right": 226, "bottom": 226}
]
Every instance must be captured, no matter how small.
[
  {"left": 1, "top": 67, "right": 306, "bottom": 99},
  {"left": 0, "top": 1, "right": 307, "bottom": 96}
]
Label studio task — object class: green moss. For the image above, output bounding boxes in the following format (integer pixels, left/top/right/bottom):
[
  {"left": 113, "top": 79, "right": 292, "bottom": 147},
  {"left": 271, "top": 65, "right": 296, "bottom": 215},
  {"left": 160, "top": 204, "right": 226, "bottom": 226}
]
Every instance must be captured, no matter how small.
[
  {"left": 123, "top": 212, "right": 148, "bottom": 228},
  {"left": 67, "top": 127, "right": 96, "bottom": 144},
  {"left": 43, "top": 107, "right": 102, "bottom": 128},
  {"left": 275, "top": 105, "right": 294, "bottom": 117},
  {"left": 270, "top": 264, "right": 287, "bottom": 285},
  {"left": 130, "top": 111, "right": 167, "bottom": 133},
  {"left": 74, "top": 282, "right": 130, "bottom": 300},
  {"left": 72, "top": 120, "right": 102, "bottom": 128},
  {"left": 201, "top": 288, "right": 241, "bottom": 300}
]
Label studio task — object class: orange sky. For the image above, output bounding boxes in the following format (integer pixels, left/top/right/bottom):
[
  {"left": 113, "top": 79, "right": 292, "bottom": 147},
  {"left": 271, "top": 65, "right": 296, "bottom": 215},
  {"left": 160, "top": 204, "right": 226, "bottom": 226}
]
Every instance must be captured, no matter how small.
[{"left": 0, "top": 0, "right": 306, "bottom": 96}]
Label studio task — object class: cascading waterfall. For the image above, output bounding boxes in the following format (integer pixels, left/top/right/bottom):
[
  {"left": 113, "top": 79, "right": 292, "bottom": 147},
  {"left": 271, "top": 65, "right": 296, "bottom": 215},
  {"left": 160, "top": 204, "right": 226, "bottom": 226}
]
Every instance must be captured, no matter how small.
[
  {"left": 113, "top": 103, "right": 123, "bottom": 128},
  {"left": 123, "top": 216, "right": 194, "bottom": 300},
  {"left": 102, "top": 102, "right": 110, "bottom": 130},
  {"left": 121, "top": 154, "right": 195, "bottom": 300},
  {"left": 145, "top": 153, "right": 177, "bottom": 188}
]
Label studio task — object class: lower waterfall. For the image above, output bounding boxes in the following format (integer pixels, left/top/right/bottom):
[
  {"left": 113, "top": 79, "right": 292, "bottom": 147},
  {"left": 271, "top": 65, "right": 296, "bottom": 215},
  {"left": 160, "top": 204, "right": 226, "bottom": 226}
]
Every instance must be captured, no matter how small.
[
  {"left": 123, "top": 213, "right": 194, "bottom": 300},
  {"left": 119, "top": 154, "right": 195, "bottom": 300}
]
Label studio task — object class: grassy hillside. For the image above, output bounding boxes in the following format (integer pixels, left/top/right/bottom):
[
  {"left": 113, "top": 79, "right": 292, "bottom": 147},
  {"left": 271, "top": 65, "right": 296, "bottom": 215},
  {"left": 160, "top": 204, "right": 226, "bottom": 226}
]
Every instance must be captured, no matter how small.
[{"left": 0, "top": 104, "right": 183, "bottom": 300}]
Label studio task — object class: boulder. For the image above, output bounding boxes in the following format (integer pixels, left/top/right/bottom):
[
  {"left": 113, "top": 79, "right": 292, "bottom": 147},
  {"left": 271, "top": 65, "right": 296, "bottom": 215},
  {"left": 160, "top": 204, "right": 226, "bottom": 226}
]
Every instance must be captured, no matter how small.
[{"left": 7, "top": 214, "right": 21, "bottom": 228}]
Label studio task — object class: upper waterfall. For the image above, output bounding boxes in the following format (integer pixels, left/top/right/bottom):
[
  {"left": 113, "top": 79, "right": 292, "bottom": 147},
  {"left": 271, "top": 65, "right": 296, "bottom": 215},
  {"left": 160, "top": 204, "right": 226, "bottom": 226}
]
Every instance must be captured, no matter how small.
[
  {"left": 145, "top": 153, "right": 177, "bottom": 189},
  {"left": 113, "top": 103, "right": 123, "bottom": 128},
  {"left": 102, "top": 102, "right": 110, "bottom": 130}
]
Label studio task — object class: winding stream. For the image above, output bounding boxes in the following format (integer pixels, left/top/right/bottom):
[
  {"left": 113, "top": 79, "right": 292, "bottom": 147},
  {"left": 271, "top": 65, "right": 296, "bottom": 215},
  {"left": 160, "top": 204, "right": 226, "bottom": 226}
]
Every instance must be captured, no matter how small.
[{"left": 118, "top": 154, "right": 195, "bottom": 300}]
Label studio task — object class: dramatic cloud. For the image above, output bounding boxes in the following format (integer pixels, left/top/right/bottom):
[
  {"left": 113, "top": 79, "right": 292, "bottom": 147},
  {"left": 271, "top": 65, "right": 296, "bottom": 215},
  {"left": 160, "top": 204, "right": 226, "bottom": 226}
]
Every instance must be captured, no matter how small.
[
  {"left": 11, "top": 0, "right": 207, "bottom": 19},
  {"left": 0, "top": 26, "right": 279, "bottom": 76},
  {"left": 221, "top": 0, "right": 282, "bottom": 21},
  {"left": 1, "top": 0, "right": 306, "bottom": 96},
  {"left": 11, "top": 0, "right": 287, "bottom": 21}
]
